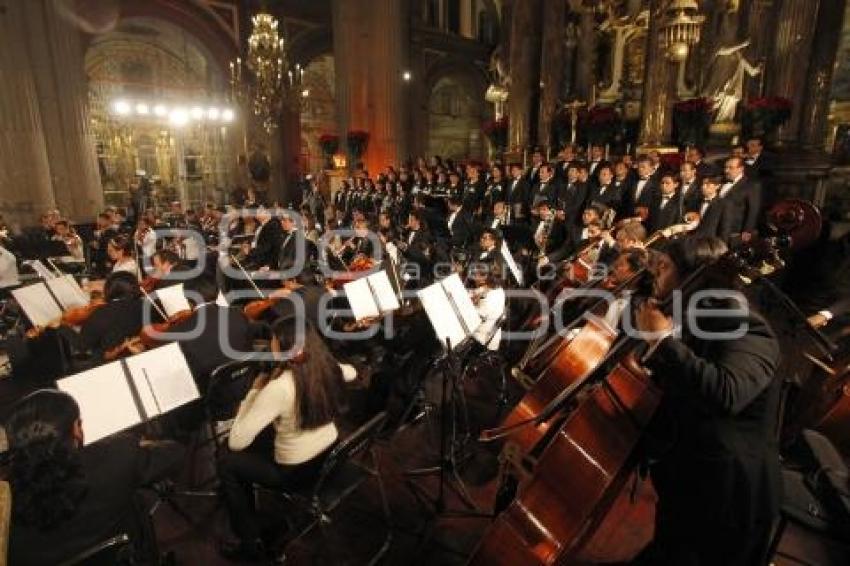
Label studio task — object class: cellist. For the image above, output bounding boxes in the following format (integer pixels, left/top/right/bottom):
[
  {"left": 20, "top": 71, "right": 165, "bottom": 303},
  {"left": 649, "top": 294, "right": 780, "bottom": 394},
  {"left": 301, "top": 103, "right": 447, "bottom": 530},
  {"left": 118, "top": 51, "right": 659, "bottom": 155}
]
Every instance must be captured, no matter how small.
[{"left": 633, "top": 237, "right": 781, "bottom": 566}]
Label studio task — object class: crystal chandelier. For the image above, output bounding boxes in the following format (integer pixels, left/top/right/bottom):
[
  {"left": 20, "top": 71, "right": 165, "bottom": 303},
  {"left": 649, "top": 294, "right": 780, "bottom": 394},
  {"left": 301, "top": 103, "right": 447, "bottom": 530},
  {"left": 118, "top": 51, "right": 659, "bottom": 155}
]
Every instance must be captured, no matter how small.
[
  {"left": 659, "top": 0, "right": 705, "bottom": 62},
  {"left": 230, "top": 11, "right": 304, "bottom": 133}
]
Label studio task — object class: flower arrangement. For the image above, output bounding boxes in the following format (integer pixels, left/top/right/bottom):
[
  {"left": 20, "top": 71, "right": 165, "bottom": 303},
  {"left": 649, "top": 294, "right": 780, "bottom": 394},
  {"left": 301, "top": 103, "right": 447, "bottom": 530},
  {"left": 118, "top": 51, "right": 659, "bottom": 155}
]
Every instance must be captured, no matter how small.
[
  {"left": 346, "top": 130, "right": 370, "bottom": 158},
  {"left": 482, "top": 117, "right": 509, "bottom": 152},
  {"left": 742, "top": 96, "right": 793, "bottom": 137},
  {"left": 318, "top": 133, "right": 339, "bottom": 157},
  {"left": 579, "top": 105, "right": 620, "bottom": 145},
  {"left": 672, "top": 97, "right": 713, "bottom": 147}
]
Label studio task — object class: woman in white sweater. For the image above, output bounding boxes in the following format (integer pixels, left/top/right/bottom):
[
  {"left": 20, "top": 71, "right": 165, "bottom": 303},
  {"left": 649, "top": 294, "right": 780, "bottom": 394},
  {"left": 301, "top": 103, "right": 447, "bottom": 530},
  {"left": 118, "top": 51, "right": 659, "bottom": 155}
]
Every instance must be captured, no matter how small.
[{"left": 218, "top": 317, "right": 351, "bottom": 561}]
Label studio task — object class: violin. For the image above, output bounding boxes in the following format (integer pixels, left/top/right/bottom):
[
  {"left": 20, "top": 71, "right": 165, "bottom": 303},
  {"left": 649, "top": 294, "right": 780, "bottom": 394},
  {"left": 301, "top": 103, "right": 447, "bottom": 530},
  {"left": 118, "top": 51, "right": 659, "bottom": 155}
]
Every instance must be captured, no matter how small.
[
  {"left": 138, "top": 309, "right": 194, "bottom": 348},
  {"left": 243, "top": 288, "right": 291, "bottom": 321},
  {"left": 140, "top": 275, "right": 160, "bottom": 293},
  {"left": 25, "top": 296, "right": 106, "bottom": 339}
]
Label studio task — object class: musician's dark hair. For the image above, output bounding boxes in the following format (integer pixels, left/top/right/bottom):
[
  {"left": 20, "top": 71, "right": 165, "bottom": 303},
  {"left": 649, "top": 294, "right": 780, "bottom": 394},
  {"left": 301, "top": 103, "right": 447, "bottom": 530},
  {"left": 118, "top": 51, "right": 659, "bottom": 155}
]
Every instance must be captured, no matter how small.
[
  {"left": 448, "top": 196, "right": 463, "bottom": 207},
  {"left": 619, "top": 248, "right": 648, "bottom": 274},
  {"left": 104, "top": 271, "right": 141, "bottom": 301},
  {"left": 702, "top": 174, "right": 724, "bottom": 186},
  {"left": 270, "top": 317, "right": 346, "bottom": 430},
  {"left": 184, "top": 275, "right": 219, "bottom": 304},
  {"left": 660, "top": 172, "right": 680, "bottom": 184},
  {"left": 469, "top": 258, "right": 503, "bottom": 288},
  {"left": 409, "top": 208, "right": 428, "bottom": 229},
  {"left": 108, "top": 234, "right": 133, "bottom": 256},
  {"left": 6, "top": 389, "right": 86, "bottom": 530},
  {"left": 153, "top": 249, "right": 180, "bottom": 267},
  {"left": 598, "top": 164, "right": 613, "bottom": 175},
  {"left": 575, "top": 161, "right": 589, "bottom": 172},
  {"left": 285, "top": 270, "right": 316, "bottom": 287},
  {"left": 663, "top": 236, "right": 728, "bottom": 275}
]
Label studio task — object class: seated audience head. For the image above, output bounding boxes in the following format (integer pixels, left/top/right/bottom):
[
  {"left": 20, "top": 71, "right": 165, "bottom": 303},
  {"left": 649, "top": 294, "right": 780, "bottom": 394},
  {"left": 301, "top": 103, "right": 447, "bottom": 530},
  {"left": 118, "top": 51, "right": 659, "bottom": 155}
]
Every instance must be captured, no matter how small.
[
  {"left": 611, "top": 248, "right": 648, "bottom": 285},
  {"left": 104, "top": 271, "right": 141, "bottom": 302}
]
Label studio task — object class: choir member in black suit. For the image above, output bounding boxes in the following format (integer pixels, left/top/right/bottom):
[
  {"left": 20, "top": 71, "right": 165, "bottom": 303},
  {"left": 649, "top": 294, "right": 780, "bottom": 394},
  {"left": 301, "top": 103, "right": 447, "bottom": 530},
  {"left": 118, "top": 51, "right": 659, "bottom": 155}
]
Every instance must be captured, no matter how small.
[
  {"left": 622, "top": 156, "right": 659, "bottom": 219},
  {"left": 745, "top": 137, "right": 773, "bottom": 179},
  {"left": 678, "top": 161, "right": 703, "bottom": 215},
  {"left": 7, "top": 390, "right": 184, "bottom": 566},
  {"left": 587, "top": 164, "right": 623, "bottom": 212},
  {"left": 525, "top": 149, "right": 545, "bottom": 185},
  {"left": 587, "top": 144, "right": 611, "bottom": 186},
  {"left": 635, "top": 237, "right": 781, "bottom": 566},
  {"left": 543, "top": 204, "right": 605, "bottom": 265},
  {"left": 244, "top": 206, "right": 284, "bottom": 271},
  {"left": 554, "top": 144, "right": 578, "bottom": 181},
  {"left": 529, "top": 164, "right": 561, "bottom": 209},
  {"left": 648, "top": 173, "right": 684, "bottom": 233},
  {"left": 482, "top": 164, "right": 506, "bottom": 215},
  {"left": 505, "top": 163, "right": 532, "bottom": 225},
  {"left": 613, "top": 160, "right": 636, "bottom": 206},
  {"left": 691, "top": 175, "right": 732, "bottom": 241},
  {"left": 553, "top": 162, "right": 588, "bottom": 227},
  {"left": 401, "top": 209, "right": 438, "bottom": 282},
  {"left": 531, "top": 200, "right": 569, "bottom": 265},
  {"left": 720, "top": 157, "right": 762, "bottom": 239},
  {"left": 446, "top": 196, "right": 476, "bottom": 250},
  {"left": 462, "top": 162, "right": 486, "bottom": 213},
  {"left": 686, "top": 146, "right": 714, "bottom": 179}
]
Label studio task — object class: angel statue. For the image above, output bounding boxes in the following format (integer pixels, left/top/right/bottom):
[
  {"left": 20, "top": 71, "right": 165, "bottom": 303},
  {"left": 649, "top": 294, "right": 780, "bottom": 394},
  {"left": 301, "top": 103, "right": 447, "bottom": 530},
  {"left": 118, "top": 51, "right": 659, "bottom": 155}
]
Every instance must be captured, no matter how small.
[
  {"left": 488, "top": 44, "right": 510, "bottom": 88},
  {"left": 702, "top": 39, "right": 762, "bottom": 123}
]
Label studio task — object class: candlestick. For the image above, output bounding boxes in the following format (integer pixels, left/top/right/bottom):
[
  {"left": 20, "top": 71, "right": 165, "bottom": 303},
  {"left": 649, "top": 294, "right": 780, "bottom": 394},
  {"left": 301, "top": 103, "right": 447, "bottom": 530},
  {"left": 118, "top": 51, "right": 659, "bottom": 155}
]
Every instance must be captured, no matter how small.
[
  {"left": 626, "top": 142, "right": 632, "bottom": 156},
  {"left": 605, "top": 143, "right": 609, "bottom": 160}
]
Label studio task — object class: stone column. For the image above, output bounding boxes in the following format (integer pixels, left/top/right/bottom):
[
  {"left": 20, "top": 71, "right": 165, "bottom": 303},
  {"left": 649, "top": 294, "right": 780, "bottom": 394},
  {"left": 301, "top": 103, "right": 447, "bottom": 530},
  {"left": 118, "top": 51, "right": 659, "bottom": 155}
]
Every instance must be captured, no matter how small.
[
  {"left": 537, "top": 0, "right": 566, "bottom": 152},
  {"left": 766, "top": 0, "right": 820, "bottom": 144},
  {"left": 740, "top": 0, "right": 777, "bottom": 100},
  {"left": 332, "top": 0, "right": 407, "bottom": 173},
  {"left": 23, "top": 0, "right": 103, "bottom": 221},
  {"left": 0, "top": 0, "right": 57, "bottom": 228},
  {"left": 799, "top": 0, "right": 847, "bottom": 148},
  {"left": 574, "top": 4, "right": 597, "bottom": 103},
  {"left": 506, "top": 0, "right": 543, "bottom": 152},
  {"left": 638, "top": 0, "right": 674, "bottom": 148}
]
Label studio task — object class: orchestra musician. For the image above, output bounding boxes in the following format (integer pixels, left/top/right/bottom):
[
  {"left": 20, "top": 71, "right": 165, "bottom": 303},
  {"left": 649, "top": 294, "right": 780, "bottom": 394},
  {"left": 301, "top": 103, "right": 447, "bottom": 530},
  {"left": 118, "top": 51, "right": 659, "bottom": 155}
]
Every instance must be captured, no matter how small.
[
  {"left": 634, "top": 237, "right": 781, "bottom": 566},
  {"left": 52, "top": 220, "right": 84, "bottom": 261},
  {"left": 107, "top": 234, "right": 140, "bottom": 278},
  {"left": 468, "top": 259, "right": 506, "bottom": 354},
  {"left": 79, "top": 271, "right": 147, "bottom": 361}
]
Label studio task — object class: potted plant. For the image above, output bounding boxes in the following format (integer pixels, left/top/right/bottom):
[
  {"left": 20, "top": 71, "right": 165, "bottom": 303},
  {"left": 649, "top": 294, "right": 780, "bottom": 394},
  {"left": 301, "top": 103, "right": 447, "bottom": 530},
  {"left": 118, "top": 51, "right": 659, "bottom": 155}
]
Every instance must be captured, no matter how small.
[
  {"left": 672, "top": 97, "right": 713, "bottom": 148},
  {"left": 742, "top": 96, "right": 793, "bottom": 139},
  {"left": 346, "top": 130, "right": 370, "bottom": 160},
  {"left": 318, "top": 133, "right": 339, "bottom": 169}
]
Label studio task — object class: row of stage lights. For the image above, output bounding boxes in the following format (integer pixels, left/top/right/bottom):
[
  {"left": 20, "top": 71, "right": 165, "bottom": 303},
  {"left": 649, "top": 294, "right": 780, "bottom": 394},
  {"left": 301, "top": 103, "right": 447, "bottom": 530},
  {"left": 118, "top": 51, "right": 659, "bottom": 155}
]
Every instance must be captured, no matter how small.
[{"left": 111, "top": 100, "right": 235, "bottom": 126}]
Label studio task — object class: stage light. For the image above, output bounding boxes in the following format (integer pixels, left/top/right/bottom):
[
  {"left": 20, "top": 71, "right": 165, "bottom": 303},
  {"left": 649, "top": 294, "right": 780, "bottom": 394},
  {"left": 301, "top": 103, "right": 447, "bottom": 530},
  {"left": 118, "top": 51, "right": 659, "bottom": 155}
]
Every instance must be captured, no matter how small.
[
  {"left": 402, "top": 71, "right": 412, "bottom": 82},
  {"left": 114, "top": 100, "right": 131, "bottom": 115},
  {"left": 169, "top": 108, "right": 189, "bottom": 126},
  {"left": 222, "top": 108, "right": 235, "bottom": 122},
  {"left": 190, "top": 106, "right": 204, "bottom": 120},
  {"left": 208, "top": 107, "right": 220, "bottom": 120},
  {"left": 301, "top": 89, "right": 310, "bottom": 98},
  {"left": 153, "top": 104, "right": 168, "bottom": 117},
  {"left": 135, "top": 103, "right": 149, "bottom": 115}
]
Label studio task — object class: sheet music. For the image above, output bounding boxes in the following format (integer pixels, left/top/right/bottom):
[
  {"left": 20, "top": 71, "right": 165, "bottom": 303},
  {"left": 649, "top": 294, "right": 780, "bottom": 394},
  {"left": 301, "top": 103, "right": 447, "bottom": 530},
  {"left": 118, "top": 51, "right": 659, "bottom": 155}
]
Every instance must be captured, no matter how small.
[
  {"left": 344, "top": 277, "right": 380, "bottom": 320},
  {"left": 501, "top": 241, "right": 523, "bottom": 285},
  {"left": 46, "top": 275, "right": 88, "bottom": 310},
  {"left": 367, "top": 271, "right": 400, "bottom": 313},
  {"left": 154, "top": 284, "right": 191, "bottom": 317},
  {"left": 440, "top": 273, "right": 482, "bottom": 336},
  {"left": 123, "top": 342, "right": 200, "bottom": 416},
  {"left": 417, "top": 282, "right": 467, "bottom": 349},
  {"left": 12, "top": 283, "right": 62, "bottom": 327},
  {"left": 56, "top": 362, "right": 143, "bottom": 445},
  {"left": 25, "top": 260, "right": 55, "bottom": 280}
]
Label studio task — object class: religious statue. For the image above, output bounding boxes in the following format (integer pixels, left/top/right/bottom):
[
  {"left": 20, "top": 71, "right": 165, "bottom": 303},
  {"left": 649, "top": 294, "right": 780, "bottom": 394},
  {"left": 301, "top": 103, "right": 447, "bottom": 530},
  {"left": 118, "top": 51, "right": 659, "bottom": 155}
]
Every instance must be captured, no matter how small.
[
  {"left": 488, "top": 44, "right": 510, "bottom": 88},
  {"left": 703, "top": 39, "right": 762, "bottom": 123}
]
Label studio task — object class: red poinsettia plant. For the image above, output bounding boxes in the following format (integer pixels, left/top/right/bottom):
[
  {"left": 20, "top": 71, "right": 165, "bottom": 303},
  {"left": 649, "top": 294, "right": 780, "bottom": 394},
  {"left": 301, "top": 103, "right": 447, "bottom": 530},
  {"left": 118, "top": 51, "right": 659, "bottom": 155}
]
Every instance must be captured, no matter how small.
[
  {"left": 672, "top": 97, "right": 713, "bottom": 147},
  {"left": 579, "top": 105, "right": 621, "bottom": 145},
  {"left": 347, "top": 130, "right": 370, "bottom": 158},
  {"left": 743, "top": 96, "right": 793, "bottom": 137},
  {"left": 482, "top": 117, "right": 509, "bottom": 151},
  {"left": 318, "top": 133, "right": 339, "bottom": 156}
]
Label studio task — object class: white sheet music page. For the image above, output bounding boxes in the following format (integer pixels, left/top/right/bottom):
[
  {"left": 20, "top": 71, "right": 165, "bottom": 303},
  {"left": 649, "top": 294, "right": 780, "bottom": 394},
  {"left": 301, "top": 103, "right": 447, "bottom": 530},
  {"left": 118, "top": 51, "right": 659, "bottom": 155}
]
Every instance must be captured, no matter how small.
[
  {"left": 26, "top": 260, "right": 55, "bottom": 280},
  {"left": 215, "top": 291, "right": 229, "bottom": 307},
  {"left": 440, "top": 273, "right": 482, "bottom": 336},
  {"left": 501, "top": 241, "right": 523, "bottom": 285},
  {"left": 367, "top": 271, "right": 401, "bottom": 313},
  {"left": 343, "top": 277, "right": 380, "bottom": 320},
  {"left": 154, "top": 284, "right": 192, "bottom": 317},
  {"left": 123, "top": 342, "right": 200, "bottom": 416},
  {"left": 57, "top": 362, "right": 143, "bottom": 445},
  {"left": 12, "top": 283, "right": 62, "bottom": 327},
  {"left": 417, "top": 281, "right": 466, "bottom": 349},
  {"left": 46, "top": 275, "right": 88, "bottom": 310}
]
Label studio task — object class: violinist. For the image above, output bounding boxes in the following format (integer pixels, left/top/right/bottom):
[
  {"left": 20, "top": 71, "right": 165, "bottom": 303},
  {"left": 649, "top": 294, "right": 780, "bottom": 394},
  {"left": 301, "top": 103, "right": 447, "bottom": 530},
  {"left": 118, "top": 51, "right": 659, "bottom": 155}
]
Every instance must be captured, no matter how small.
[
  {"left": 89, "top": 212, "right": 118, "bottom": 276},
  {"left": 468, "top": 259, "right": 506, "bottom": 354},
  {"left": 340, "top": 218, "right": 374, "bottom": 264},
  {"left": 141, "top": 249, "right": 182, "bottom": 292},
  {"left": 52, "top": 220, "right": 84, "bottom": 261},
  {"left": 79, "top": 272, "right": 146, "bottom": 361},
  {"left": 134, "top": 216, "right": 157, "bottom": 261},
  {"left": 633, "top": 237, "right": 781, "bottom": 566},
  {"left": 107, "top": 234, "right": 140, "bottom": 278}
]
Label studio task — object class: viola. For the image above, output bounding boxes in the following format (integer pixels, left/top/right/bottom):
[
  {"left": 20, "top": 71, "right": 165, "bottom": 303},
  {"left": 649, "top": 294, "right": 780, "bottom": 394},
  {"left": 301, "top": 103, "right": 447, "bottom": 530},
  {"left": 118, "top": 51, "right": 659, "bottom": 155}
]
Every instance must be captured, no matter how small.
[
  {"left": 140, "top": 275, "right": 160, "bottom": 293},
  {"left": 138, "top": 309, "right": 194, "bottom": 348},
  {"left": 243, "top": 288, "right": 291, "bottom": 321}
]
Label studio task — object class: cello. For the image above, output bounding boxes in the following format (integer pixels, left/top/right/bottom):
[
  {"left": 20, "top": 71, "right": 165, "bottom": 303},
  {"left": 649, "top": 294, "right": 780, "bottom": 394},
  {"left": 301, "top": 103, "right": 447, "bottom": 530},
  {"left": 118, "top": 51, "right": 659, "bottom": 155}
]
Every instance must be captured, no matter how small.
[{"left": 470, "top": 241, "right": 780, "bottom": 565}]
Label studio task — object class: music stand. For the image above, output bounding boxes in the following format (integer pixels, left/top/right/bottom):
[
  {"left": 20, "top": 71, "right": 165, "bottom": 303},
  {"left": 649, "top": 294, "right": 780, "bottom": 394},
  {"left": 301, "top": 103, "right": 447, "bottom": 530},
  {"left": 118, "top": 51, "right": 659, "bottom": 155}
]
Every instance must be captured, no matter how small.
[{"left": 404, "top": 275, "right": 491, "bottom": 520}]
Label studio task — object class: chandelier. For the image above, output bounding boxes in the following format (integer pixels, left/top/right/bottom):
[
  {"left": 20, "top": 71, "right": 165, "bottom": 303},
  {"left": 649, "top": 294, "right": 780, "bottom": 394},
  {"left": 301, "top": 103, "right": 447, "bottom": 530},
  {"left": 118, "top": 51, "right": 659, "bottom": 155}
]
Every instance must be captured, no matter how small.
[
  {"left": 230, "top": 11, "right": 305, "bottom": 133},
  {"left": 659, "top": 0, "right": 705, "bottom": 62}
]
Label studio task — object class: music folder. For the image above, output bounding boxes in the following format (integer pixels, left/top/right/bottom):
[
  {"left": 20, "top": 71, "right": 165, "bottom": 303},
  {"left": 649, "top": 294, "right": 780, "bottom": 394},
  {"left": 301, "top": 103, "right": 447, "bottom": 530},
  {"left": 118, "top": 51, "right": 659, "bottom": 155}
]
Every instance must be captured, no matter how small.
[
  {"left": 154, "top": 283, "right": 192, "bottom": 317},
  {"left": 45, "top": 274, "right": 89, "bottom": 310},
  {"left": 57, "top": 342, "right": 200, "bottom": 445},
  {"left": 11, "top": 282, "right": 63, "bottom": 327},
  {"left": 501, "top": 240, "right": 523, "bottom": 286},
  {"left": 343, "top": 270, "right": 401, "bottom": 321},
  {"left": 417, "top": 273, "right": 482, "bottom": 351}
]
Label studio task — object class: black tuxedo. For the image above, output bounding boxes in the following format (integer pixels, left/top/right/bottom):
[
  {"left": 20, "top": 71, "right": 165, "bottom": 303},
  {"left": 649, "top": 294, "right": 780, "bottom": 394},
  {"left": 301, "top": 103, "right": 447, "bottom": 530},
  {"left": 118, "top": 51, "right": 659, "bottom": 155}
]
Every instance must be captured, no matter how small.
[
  {"left": 505, "top": 176, "right": 531, "bottom": 222},
  {"left": 722, "top": 176, "right": 762, "bottom": 234},
  {"left": 547, "top": 224, "right": 592, "bottom": 263},
  {"left": 554, "top": 181, "right": 588, "bottom": 226},
  {"left": 276, "top": 228, "right": 299, "bottom": 271},
  {"left": 447, "top": 208, "right": 476, "bottom": 249},
  {"left": 587, "top": 182, "right": 623, "bottom": 213},
  {"left": 482, "top": 180, "right": 506, "bottom": 214},
  {"left": 679, "top": 179, "right": 702, "bottom": 214},
  {"left": 587, "top": 159, "right": 611, "bottom": 186},
  {"left": 269, "top": 283, "right": 327, "bottom": 331},
  {"left": 648, "top": 192, "right": 683, "bottom": 232},
  {"left": 79, "top": 297, "right": 146, "bottom": 358},
  {"left": 170, "top": 304, "right": 252, "bottom": 390},
  {"left": 529, "top": 178, "right": 561, "bottom": 208},
  {"left": 693, "top": 198, "right": 732, "bottom": 241},
  {"left": 644, "top": 302, "right": 780, "bottom": 565},
  {"left": 245, "top": 219, "right": 284, "bottom": 270},
  {"left": 526, "top": 164, "right": 543, "bottom": 186},
  {"left": 462, "top": 178, "right": 486, "bottom": 212},
  {"left": 9, "top": 434, "right": 184, "bottom": 566},
  {"left": 745, "top": 152, "right": 774, "bottom": 178},
  {"left": 623, "top": 177, "right": 659, "bottom": 218},
  {"left": 693, "top": 160, "right": 715, "bottom": 179}
]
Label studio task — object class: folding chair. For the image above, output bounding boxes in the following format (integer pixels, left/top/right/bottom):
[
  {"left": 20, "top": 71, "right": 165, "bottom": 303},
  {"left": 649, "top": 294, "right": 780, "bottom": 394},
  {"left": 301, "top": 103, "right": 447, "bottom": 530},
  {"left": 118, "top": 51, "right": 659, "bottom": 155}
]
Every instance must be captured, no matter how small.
[{"left": 262, "top": 411, "right": 393, "bottom": 565}]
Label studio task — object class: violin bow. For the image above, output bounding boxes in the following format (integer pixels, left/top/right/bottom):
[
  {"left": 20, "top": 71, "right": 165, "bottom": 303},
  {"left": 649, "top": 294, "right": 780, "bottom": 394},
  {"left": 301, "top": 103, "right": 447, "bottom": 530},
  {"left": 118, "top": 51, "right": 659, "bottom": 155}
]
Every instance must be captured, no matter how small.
[{"left": 230, "top": 253, "right": 266, "bottom": 300}]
